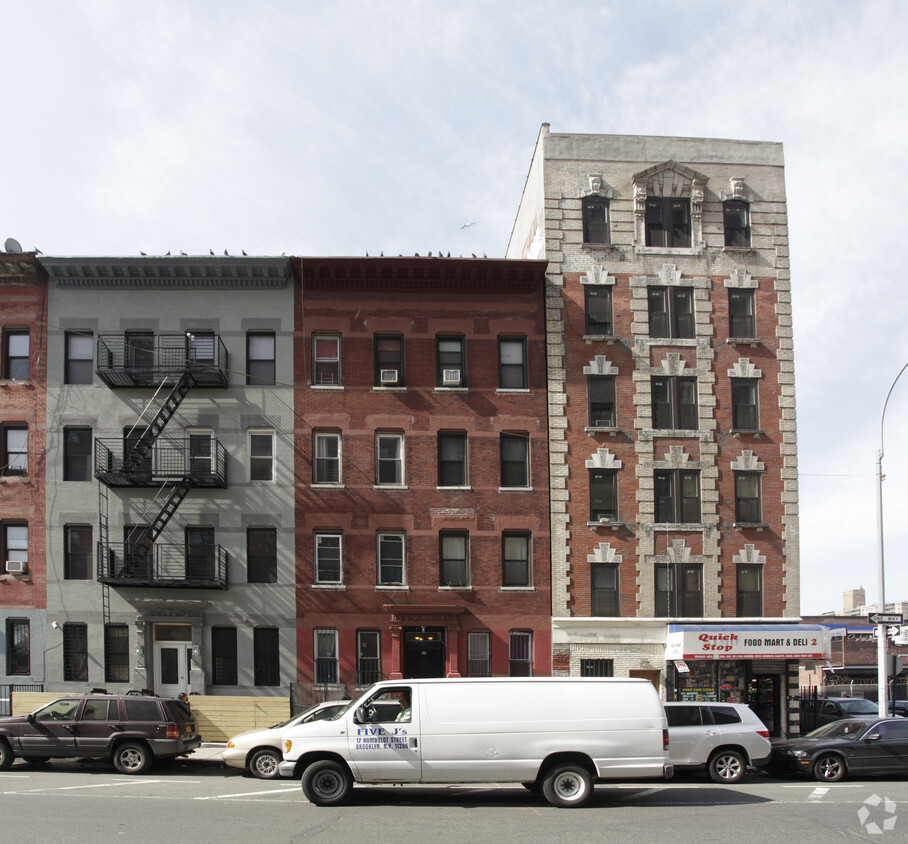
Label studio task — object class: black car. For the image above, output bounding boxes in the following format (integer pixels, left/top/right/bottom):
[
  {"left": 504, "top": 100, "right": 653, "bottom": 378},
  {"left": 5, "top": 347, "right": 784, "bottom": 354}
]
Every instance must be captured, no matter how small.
[
  {"left": 0, "top": 694, "right": 201, "bottom": 774},
  {"left": 768, "top": 717, "right": 908, "bottom": 781}
]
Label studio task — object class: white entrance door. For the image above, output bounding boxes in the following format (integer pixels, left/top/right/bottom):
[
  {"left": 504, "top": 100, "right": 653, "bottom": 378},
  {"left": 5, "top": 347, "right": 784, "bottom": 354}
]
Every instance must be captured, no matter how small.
[{"left": 154, "top": 624, "right": 193, "bottom": 697}]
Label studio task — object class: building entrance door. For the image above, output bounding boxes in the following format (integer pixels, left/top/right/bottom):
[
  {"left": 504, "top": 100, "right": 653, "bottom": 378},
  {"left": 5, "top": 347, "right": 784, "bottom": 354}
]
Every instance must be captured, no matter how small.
[
  {"left": 749, "top": 674, "right": 780, "bottom": 737},
  {"left": 154, "top": 624, "right": 193, "bottom": 697},
  {"left": 403, "top": 628, "right": 445, "bottom": 678}
]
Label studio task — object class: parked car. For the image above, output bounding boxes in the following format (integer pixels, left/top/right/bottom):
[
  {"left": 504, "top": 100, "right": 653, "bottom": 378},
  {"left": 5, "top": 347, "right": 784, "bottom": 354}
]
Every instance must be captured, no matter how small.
[
  {"left": 0, "top": 694, "right": 200, "bottom": 774},
  {"left": 664, "top": 702, "right": 771, "bottom": 783},
  {"left": 808, "top": 697, "right": 879, "bottom": 728},
  {"left": 889, "top": 700, "right": 908, "bottom": 717},
  {"left": 223, "top": 700, "right": 348, "bottom": 779},
  {"left": 768, "top": 717, "right": 908, "bottom": 781}
]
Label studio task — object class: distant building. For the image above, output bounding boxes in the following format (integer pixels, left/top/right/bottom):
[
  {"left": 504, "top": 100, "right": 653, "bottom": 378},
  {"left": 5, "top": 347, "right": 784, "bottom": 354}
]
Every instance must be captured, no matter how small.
[
  {"left": 507, "top": 126, "right": 817, "bottom": 736},
  {"left": 293, "top": 256, "right": 552, "bottom": 699},
  {"left": 0, "top": 252, "right": 47, "bottom": 695}
]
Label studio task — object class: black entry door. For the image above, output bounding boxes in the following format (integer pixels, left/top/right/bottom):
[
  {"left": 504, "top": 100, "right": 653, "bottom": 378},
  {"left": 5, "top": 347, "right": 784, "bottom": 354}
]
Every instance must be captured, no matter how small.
[
  {"left": 749, "top": 675, "right": 780, "bottom": 737},
  {"left": 403, "top": 628, "right": 445, "bottom": 678}
]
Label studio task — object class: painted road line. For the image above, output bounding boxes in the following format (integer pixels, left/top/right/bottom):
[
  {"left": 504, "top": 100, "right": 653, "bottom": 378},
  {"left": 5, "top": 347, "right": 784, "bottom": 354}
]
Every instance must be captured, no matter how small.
[
  {"left": 807, "top": 787, "right": 830, "bottom": 802},
  {"left": 4, "top": 780, "right": 172, "bottom": 794},
  {"left": 194, "top": 786, "right": 300, "bottom": 800}
]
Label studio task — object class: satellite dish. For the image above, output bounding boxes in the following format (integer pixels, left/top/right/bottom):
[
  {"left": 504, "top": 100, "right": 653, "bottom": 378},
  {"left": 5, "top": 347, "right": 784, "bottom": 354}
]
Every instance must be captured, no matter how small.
[{"left": 4, "top": 237, "right": 23, "bottom": 253}]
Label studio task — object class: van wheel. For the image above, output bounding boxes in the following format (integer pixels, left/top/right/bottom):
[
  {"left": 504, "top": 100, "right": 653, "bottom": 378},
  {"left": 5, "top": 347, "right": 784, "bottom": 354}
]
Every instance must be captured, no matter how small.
[
  {"left": 813, "top": 753, "right": 845, "bottom": 782},
  {"left": 249, "top": 748, "right": 281, "bottom": 780},
  {"left": 302, "top": 760, "right": 352, "bottom": 806},
  {"left": 708, "top": 750, "right": 746, "bottom": 784},
  {"left": 113, "top": 742, "right": 152, "bottom": 775},
  {"left": 0, "top": 740, "right": 13, "bottom": 771},
  {"left": 541, "top": 764, "right": 593, "bottom": 808}
]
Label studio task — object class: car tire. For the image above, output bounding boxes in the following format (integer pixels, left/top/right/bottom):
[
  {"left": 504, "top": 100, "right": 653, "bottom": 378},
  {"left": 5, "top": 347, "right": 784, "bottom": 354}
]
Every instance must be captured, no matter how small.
[
  {"left": 249, "top": 748, "right": 281, "bottom": 780},
  {"left": 813, "top": 753, "right": 845, "bottom": 782},
  {"left": 0, "top": 740, "right": 13, "bottom": 771},
  {"left": 541, "top": 764, "right": 593, "bottom": 808},
  {"left": 112, "top": 742, "right": 153, "bottom": 775},
  {"left": 708, "top": 749, "right": 746, "bottom": 784},
  {"left": 301, "top": 759, "right": 353, "bottom": 806}
]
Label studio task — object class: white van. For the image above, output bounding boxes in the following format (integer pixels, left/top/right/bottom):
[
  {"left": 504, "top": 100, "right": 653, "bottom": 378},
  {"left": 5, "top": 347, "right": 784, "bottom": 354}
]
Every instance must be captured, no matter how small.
[{"left": 279, "top": 677, "right": 672, "bottom": 808}]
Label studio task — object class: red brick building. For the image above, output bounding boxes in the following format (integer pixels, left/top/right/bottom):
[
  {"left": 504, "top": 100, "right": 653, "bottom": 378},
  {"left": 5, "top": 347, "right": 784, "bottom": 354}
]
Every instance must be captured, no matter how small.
[
  {"left": 293, "top": 256, "right": 550, "bottom": 695},
  {"left": 0, "top": 252, "right": 47, "bottom": 686}
]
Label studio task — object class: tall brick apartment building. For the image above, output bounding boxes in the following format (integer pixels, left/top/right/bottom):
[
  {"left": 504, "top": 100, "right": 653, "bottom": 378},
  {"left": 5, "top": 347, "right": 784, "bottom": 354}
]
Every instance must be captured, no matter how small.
[
  {"left": 507, "top": 127, "right": 825, "bottom": 736},
  {"left": 294, "top": 257, "right": 551, "bottom": 697},
  {"left": 0, "top": 251, "right": 47, "bottom": 693}
]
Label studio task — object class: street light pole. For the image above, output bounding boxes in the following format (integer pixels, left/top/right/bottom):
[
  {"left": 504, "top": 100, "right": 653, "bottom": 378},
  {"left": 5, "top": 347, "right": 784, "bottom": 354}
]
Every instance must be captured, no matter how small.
[{"left": 876, "top": 361, "right": 908, "bottom": 718}]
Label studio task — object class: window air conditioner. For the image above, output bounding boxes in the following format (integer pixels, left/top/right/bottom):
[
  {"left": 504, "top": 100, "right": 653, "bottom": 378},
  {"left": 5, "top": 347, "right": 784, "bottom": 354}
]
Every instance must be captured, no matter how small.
[
  {"left": 5, "top": 560, "right": 27, "bottom": 574},
  {"left": 442, "top": 369, "right": 461, "bottom": 386},
  {"left": 380, "top": 369, "right": 399, "bottom": 385}
]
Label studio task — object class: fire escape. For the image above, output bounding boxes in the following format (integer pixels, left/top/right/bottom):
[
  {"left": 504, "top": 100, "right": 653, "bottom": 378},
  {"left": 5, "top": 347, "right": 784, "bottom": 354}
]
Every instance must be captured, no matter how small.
[{"left": 94, "top": 333, "right": 230, "bottom": 590}]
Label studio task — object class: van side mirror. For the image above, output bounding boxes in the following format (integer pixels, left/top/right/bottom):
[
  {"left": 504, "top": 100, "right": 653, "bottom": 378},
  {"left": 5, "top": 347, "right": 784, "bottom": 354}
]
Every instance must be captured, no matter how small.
[
  {"left": 353, "top": 707, "right": 368, "bottom": 724},
  {"left": 26, "top": 713, "right": 35, "bottom": 724}
]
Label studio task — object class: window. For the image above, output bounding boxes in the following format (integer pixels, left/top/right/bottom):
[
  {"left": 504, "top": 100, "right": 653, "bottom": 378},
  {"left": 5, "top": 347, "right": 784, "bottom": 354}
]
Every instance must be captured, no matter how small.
[
  {"left": 314, "top": 432, "right": 341, "bottom": 484},
  {"left": 645, "top": 197, "right": 691, "bottom": 247},
  {"left": 63, "top": 427, "right": 93, "bottom": 481},
  {"left": 246, "top": 332, "right": 276, "bottom": 386},
  {"left": 314, "top": 629, "right": 338, "bottom": 684},
  {"left": 376, "top": 432, "right": 403, "bottom": 485},
  {"left": 3, "top": 330, "right": 29, "bottom": 380},
  {"left": 212, "top": 626, "right": 238, "bottom": 686},
  {"left": 498, "top": 337, "right": 527, "bottom": 389},
  {"left": 254, "top": 627, "right": 280, "bottom": 686},
  {"left": 64, "top": 525, "right": 92, "bottom": 580},
  {"left": 648, "top": 287, "right": 694, "bottom": 338},
  {"left": 6, "top": 619, "right": 29, "bottom": 676},
  {"left": 3, "top": 524, "right": 28, "bottom": 571},
  {"left": 186, "top": 331, "right": 215, "bottom": 367},
  {"left": 356, "top": 630, "right": 381, "bottom": 685},
  {"left": 737, "top": 565, "right": 763, "bottom": 616},
  {"left": 580, "top": 658, "right": 614, "bottom": 677},
  {"left": 315, "top": 533, "right": 342, "bottom": 584},
  {"left": 438, "top": 432, "right": 467, "bottom": 487},
  {"left": 247, "top": 527, "right": 277, "bottom": 584},
  {"left": 437, "top": 336, "right": 465, "bottom": 387},
  {"left": 440, "top": 532, "right": 468, "bottom": 586},
  {"left": 374, "top": 335, "right": 403, "bottom": 387},
  {"left": 378, "top": 532, "right": 405, "bottom": 585},
  {"left": 509, "top": 631, "right": 532, "bottom": 677},
  {"left": 249, "top": 430, "right": 274, "bottom": 481},
  {"left": 735, "top": 472, "right": 762, "bottom": 523},
  {"left": 63, "top": 622, "right": 88, "bottom": 681},
  {"left": 728, "top": 288, "right": 755, "bottom": 338},
  {"left": 502, "top": 532, "right": 531, "bottom": 587},
  {"left": 731, "top": 379, "right": 759, "bottom": 430},
  {"left": 187, "top": 431, "right": 214, "bottom": 480},
  {"left": 500, "top": 433, "right": 529, "bottom": 488},
  {"left": 655, "top": 564, "right": 703, "bottom": 616},
  {"left": 724, "top": 200, "right": 751, "bottom": 247},
  {"left": 467, "top": 631, "right": 491, "bottom": 677},
  {"left": 185, "top": 527, "right": 216, "bottom": 580},
  {"left": 588, "top": 376, "right": 616, "bottom": 427},
  {"left": 125, "top": 330, "right": 154, "bottom": 376},
  {"left": 591, "top": 564, "right": 619, "bottom": 616},
  {"left": 65, "top": 331, "right": 94, "bottom": 384},
  {"left": 2, "top": 425, "right": 27, "bottom": 476},
  {"left": 582, "top": 196, "right": 610, "bottom": 244},
  {"left": 585, "top": 285, "right": 613, "bottom": 335},
  {"left": 651, "top": 376, "right": 698, "bottom": 430},
  {"left": 590, "top": 469, "right": 617, "bottom": 521},
  {"left": 104, "top": 624, "right": 129, "bottom": 683},
  {"left": 313, "top": 335, "right": 341, "bottom": 386},
  {"left": 654, "top": 470, "right": 701, "bottom": 523}
]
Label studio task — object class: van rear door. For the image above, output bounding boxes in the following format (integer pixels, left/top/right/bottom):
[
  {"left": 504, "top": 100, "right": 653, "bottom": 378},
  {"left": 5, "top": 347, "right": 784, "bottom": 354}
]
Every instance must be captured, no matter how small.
[{"left": 346, "top": 685, "right": 421, "bottom": 782}]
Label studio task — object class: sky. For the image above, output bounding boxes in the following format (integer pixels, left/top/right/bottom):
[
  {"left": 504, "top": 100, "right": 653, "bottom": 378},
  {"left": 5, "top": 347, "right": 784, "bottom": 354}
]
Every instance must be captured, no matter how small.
[{"left": 3, "top": 0, "right": 907, "bottom": 616}]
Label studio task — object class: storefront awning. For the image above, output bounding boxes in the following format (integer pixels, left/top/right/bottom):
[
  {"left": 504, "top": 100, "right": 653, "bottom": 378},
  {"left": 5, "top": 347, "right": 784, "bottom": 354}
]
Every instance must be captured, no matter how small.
[{"left": 665, "top": 623, "right": 830, "bottom": 660}]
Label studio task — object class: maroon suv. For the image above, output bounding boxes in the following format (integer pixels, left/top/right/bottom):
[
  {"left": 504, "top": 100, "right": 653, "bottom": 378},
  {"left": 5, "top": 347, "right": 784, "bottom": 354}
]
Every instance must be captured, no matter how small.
[{"left": 0, "top": 694, "right": 201, "bottom": 774}]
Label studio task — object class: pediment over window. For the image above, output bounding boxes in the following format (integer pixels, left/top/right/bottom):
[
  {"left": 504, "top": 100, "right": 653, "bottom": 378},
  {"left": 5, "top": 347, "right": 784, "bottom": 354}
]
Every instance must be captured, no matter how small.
[
  {"left": 730, "top": 450, "right": 764, "bottom": 471},
  {"left": 728, "top": 358, "right": 763, "bottom": 379},
  {"left": 633, "top": 161, "right": 708, "bottom": 251},
  {"left": 583, "top": 355, "right": 618, "bottom": 376},
  {"left": 588, "top": 542, "right": 623, "bottom": 564},
  {"left": 632, "top": 160, "right": 709, "bottom": 199},
  {"left": 585, "top": 447, "right": 622, "bottom": 470},
  {"left": 733, "top": 544, "right": 766, "bottom": 566}
]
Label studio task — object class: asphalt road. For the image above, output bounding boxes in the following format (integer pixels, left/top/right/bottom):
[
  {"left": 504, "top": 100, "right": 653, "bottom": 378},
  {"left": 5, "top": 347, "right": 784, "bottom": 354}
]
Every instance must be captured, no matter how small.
[{"left": 0, "top": 758, "right": 905, "bottom": 843}]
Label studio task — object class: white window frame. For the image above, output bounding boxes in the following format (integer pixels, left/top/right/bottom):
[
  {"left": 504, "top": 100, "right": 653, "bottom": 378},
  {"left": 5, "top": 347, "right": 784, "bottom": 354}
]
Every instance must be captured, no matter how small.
[
  {"left": 375, "top": 432, "right": 404, "bottom": 486},
  {"left": 377, "top": 532, "right": 406, "bottom": 586},
  {"left": 314, "top": 431, "right": 342, "bottom": 485},
  {"left": 314, "top": 532, "right": 343, "bottom": 584},
  {"left": 313, "top": 334, "right": 341, "bottom": 387},
  {"left": 248, "top": 429, "right": 275, "bottom": 482}
]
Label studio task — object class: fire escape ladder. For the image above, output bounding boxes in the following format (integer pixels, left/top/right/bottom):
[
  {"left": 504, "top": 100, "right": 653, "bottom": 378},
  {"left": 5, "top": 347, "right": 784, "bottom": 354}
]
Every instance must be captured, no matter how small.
[
  {"left": 99, "top": 482, "right": 111, "bottom": 624},
  {"left": 148, "top": 479, "right": 193, "bottom": 543},
  {"left": 121, "top": 374, "right": 193, "bottom": 474}
]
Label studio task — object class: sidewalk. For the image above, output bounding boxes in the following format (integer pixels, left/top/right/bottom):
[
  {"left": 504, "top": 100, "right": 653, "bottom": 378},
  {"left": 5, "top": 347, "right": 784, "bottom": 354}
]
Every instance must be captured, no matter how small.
[{"left": 184, "top": 742, "right": 227, "bottom": 766}]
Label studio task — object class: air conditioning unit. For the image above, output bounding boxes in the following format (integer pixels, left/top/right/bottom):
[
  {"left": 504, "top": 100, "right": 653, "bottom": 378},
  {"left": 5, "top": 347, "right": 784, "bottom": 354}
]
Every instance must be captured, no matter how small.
[
  {"left": 380, "top": 369, "right": 399, "bottom": 385},
  {"left": 599, "top": 515, "right": 616, "bottom": 524},
  {"left": 5, "top": 560, "right": 27, "bottom": 574},
  {"left": 442, "top": 369, "right": 461, "bottom": 386}
]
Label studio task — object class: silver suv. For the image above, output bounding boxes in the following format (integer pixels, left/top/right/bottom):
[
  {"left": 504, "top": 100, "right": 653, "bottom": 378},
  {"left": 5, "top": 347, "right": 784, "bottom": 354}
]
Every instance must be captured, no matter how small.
[{"left": 665, "top": 702, "right": 771, "bottom": 783}]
